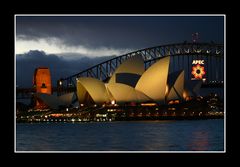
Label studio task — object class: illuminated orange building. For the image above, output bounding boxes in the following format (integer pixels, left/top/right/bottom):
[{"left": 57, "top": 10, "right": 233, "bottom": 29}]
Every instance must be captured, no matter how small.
[{"left": 33, "top": 67, "right": 52, "bottom": 109}]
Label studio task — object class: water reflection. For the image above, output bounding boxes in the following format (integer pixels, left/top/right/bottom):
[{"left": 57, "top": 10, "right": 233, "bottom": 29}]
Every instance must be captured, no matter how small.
[
  {"left": 16, "top": 119, "right": 224, "bottom": 151},
  {"left": 188, "top": 131, "right": 209, "bottom": 151}
]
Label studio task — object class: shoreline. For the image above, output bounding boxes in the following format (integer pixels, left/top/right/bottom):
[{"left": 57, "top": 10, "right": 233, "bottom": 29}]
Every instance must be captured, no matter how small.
[{"left": 16, "top": 115, "right": 224, "bottom": 123}]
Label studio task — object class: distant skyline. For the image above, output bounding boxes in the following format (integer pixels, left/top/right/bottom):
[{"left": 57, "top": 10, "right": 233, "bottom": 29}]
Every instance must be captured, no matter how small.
[{"left": 16, "top": 15, "right": 224, "bottom": 87}]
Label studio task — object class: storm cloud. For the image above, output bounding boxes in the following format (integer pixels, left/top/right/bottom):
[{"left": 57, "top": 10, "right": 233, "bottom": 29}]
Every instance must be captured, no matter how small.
[{"left": 16, "top": 16, "right": 224, "bottom": 51}]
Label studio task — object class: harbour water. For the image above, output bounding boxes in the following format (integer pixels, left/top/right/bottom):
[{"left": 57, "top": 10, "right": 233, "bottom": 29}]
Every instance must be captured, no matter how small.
[{"left": 16, "top": 119, "right": 224, "bottom": 152}]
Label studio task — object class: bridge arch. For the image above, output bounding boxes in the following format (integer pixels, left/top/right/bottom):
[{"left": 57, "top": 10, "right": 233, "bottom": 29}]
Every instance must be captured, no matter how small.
[{"left": 57, "top": 42, "right": 224, "bottom": 94}]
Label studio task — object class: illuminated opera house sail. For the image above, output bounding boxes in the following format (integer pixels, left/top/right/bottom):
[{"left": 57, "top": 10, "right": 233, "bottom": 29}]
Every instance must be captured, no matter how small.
[{"left": 76, "top": 55, "right": 199, "bottom": 106}]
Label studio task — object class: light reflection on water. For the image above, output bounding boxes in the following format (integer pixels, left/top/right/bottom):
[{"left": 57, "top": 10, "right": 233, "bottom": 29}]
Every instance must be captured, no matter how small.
[{"left": 16, "top": 119, "right": 224, "bottom": 151}]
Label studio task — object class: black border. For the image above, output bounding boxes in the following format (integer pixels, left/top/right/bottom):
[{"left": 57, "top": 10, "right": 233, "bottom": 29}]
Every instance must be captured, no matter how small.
[{"left": 3, "top": 5, "right": 234, "bottom": 164}]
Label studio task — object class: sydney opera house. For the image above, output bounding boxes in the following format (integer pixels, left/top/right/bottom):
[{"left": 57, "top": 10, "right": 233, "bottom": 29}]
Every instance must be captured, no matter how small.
[
  {"left": 35, "top": 55, "right": 202, "bottom": 110},
  {"left": 76, "top": 55, "right": 201, "bottom": 107},
  {"left": 34, "top": 55, "right": 202, "bottom": 110}
]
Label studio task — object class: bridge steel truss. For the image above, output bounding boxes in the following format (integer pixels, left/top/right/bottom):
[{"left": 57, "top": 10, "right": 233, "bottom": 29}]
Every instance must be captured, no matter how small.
[{"left": 57, "top": 42, "right": 224, "bottom": 94}]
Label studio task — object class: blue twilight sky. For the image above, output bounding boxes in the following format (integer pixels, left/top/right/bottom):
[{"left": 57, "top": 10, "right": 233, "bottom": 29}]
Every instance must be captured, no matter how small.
[{"left": 16, "top": 15, "right": 224, "bottom": 87}]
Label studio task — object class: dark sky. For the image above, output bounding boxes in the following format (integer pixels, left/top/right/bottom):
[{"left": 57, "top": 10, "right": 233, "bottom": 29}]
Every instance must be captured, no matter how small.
[{"left": 16, "top": 15, "right": 224, "bottom": 87}]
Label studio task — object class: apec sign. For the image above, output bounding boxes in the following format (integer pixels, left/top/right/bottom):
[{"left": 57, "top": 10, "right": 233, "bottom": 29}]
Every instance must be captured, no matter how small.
[
  {"left": 191, "top": 60, "right": 206, "bottom": 80},
  {"left": 192, "top": 60, "right": 204, "bottom": 65}
]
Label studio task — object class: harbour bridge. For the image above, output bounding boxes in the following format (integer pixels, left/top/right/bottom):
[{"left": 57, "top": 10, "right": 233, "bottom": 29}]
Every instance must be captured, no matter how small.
[
  {"left": 57, "top": 42, "right": 224, "bottom": 94},
  {"left": 17, "top": 42, "right": 224, "bottom": 98}
]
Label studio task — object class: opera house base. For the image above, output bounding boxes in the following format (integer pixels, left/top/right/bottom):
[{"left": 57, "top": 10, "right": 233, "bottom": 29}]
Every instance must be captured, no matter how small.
[
  {"left": 16, "top": 111, "right": 223, "bottom": 123},
  {"left": 114, "top": 115, "right": 223, "bottom": 121},
  {"left": 16, "top": 99, "right": 223, "bottom": 123}
]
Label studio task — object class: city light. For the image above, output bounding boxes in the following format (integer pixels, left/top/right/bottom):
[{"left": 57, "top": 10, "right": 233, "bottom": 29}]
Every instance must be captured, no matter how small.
[
  {"left": 165, "top": 85, "right": 169, "bottom": 95},
  {"left": 141, "top": 103, "right": 157, "bottom": 106},
  {"left": 111, "top": 100, "right": 115, "bottom": 105}
]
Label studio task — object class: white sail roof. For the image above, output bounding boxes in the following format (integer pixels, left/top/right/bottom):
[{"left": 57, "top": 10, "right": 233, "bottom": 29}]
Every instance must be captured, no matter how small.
[
  {"left": 35, "top": 92, "right": 74, "bottom": 109},
  {"left": 167, "top": 70, "right": 185, "bottom": 101},
  {"left": 77, "top": 77, "right": 110, "bottom": 104},
  {"left": 58, "top": 92, "right": 75, "bottom": 105},
  {"left": 106, "top": 83, "right": 151, "bottom": 103},
  {"left": 108, "top": 54, "right": 144, "bottom": 84},
  {"left": 135, "top": 56, "right": 170, "bottom": 104}
]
